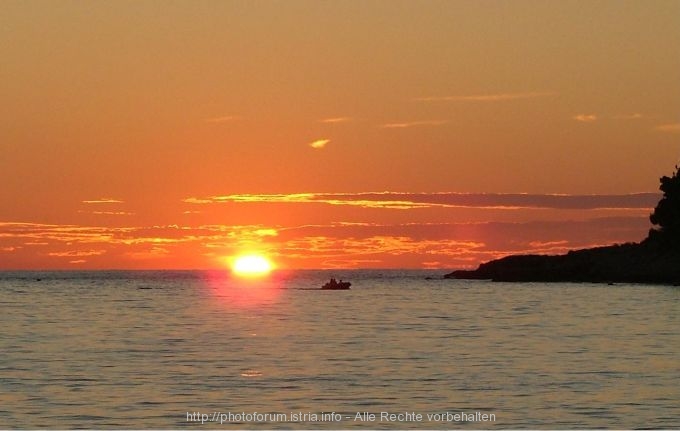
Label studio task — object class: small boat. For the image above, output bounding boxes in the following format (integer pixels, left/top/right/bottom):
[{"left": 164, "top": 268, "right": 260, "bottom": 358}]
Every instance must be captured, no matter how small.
[{"left": 321, "top": 278, "right": 351, "bottom": 290}]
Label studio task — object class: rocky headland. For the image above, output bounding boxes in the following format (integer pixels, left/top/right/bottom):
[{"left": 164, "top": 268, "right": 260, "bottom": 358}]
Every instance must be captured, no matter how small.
[{"left": 446, "top": 166, "right": 680, "bottom": 285}]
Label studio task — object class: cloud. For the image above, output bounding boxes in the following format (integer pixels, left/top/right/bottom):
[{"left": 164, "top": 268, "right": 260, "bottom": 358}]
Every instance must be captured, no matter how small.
[
  {"left": 422, "top": 261, "right": 445, "bottom": 268},
  {"left": 125, "top": 247, "right": 170, "bottom": 260},
  {"left": 416, "top": 92, "right": 556, "bottom": 102},
  {"left": 13, "top": 222, "right": 278, "bottom": 265},
  {"left": 204, "top": 115, "right": 240, "bottom": 123},
  {"left": 184, "top": 193, "right": 314, "bottom": 205},
  {"left": 320, "top": 117, "right": 352, "bottom": 123},
  {"left": 380, "top": 120, "right": 448, "bottom": 129},
  {"left": 528, "top": 240, "right": 570, "bottom": 248},
  {"left": 253, "top": 228, "right": 278, "bottom": 237},
  {"left": 78, "top": 210, "right": 134, "bottom": 216},
  {"left": 182, "top": 191, "right": 659, "bottom": 211},
  {"left": 48, "top": 250, "right": 107, "bottom": 257},
  {"left": 309, "top": 139, "right": 330, "bottom": 149},
  {"left": 270, "top": 217, "right": 648, "bottom": 269},
  {"left": 321, "top": 259, "right": 383, "bottom": 268},
  {"left": 655, "top": 123, "right": 680, "bottom": 133},
  {"left": 0, "top": 216, "right": 650, "bottom": 270},
  {"left": 612, "top": 113, "right": 643, "bottom": 120},
  {"left": 82, "top": 198, "right": 123, "bottom": 204},
  {"left": 0, "top": 222, "right": 133, "bottom": 244},
  {"left": 573, "top": 114, "right": 598, "bottom": 122},
  {"left": 276, "top": 234, "right": 486, "bottom": 262}
]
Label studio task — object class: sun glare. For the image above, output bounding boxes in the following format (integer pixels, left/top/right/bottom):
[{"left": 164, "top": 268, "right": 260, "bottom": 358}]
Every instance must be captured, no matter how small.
[{"left": 231, "top": 254, "right": 273, "bottom": 277}]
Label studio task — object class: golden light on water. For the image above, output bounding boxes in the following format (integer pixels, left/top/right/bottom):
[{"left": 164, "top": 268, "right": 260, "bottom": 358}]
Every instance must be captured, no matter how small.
[{"left": 231, "top": 254, "right": 274, "bottom": 277}]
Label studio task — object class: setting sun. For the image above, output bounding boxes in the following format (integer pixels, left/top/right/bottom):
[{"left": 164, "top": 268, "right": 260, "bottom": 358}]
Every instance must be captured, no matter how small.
[{"left": 231, "top": 254, "right": 274, "bottom": 277}]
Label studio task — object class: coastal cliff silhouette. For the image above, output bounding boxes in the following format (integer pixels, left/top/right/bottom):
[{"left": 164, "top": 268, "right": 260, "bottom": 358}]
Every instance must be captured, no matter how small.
[{"left": 447, "top": 166, "right": 680, "bottom": 284}]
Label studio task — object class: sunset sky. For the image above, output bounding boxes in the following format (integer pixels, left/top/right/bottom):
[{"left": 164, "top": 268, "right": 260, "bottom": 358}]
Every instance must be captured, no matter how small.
[{"left": 1, "top": 0, "right": 679, "bottom": 270}]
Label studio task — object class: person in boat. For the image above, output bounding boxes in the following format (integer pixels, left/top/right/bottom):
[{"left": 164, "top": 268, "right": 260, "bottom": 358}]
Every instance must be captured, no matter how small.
[{"left": 329, "top": 278, "right": 337, "bottom": 286}]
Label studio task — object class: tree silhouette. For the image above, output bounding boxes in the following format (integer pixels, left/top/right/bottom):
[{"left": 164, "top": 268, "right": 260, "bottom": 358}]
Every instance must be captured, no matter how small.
[{"left": 648, "top": 164, "right": 680, "bottom": 249}]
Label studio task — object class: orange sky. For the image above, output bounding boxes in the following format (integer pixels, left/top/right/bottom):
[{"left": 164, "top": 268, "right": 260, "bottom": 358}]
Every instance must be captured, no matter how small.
[{"left": 1, "top": 0, "right": 679, "bottom": 270}]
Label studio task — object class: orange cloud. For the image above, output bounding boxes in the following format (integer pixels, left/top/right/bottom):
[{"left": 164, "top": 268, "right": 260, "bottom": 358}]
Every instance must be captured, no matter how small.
[
  {"left": 125, "top": 247, "right": 170, "bottom": 260},
  {"left": 182, "top": 192, "right": 659, "bottom": 210},
  {"left": 81, "top": 198, "right": 124, "bottom": 204},
  {"left": 320, "top": 117, "right": 352, "bottom": 123},
  {"left": 0, "top": 216, "right": 650, "bottom": 270},
  {"left": 381, "top": 120, "right": 448, "bottom": 129},
  {"left": 309, "top": 139, "right": 330, "bottom": 149},
  {"left": 78, "top": 210, "right": 134, "bottom": 216},
  {"left": 612, "top": 113, "right": 643, "bottom": 120},
  {"left": 48, "top": 250, "right": 107, "bottom": 257},
  {"left": 528, "top": 240, "right": 570, "bottom": 248},
  {"left": 416, "top": 92, "right": 555, "bottom": 102},
  {"left": 573, "top": 114, "right": 598, "bottom": 122},
  {"left": 655, "top": 123, "right": 680, "bottom": 133}
]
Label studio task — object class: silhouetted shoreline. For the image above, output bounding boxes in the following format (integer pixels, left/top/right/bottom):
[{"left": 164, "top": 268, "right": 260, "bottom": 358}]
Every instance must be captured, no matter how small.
[
  {"left": 445, "top": 241, "right": 680, "bottom": 284},
  {"left": 448, "top": 165, "right": 680, "bottom": 285}
]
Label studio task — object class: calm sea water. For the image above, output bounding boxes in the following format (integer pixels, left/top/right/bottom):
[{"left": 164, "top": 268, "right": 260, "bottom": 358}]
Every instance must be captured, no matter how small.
[{"left": 1, "top": 270, "right": 679, "bottom": 429}]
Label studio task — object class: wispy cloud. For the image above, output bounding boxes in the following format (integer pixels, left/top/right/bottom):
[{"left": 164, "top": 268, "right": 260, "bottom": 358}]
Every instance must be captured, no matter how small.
[
  {"left": 655, "top": 123, "right": 680, "bottom": 133},
  {"left": 0, "top": 222, "right": 134, "bottom": 244},
  {"left": 48, "top": 250, "right": 107, "bottom": 257},
  {"left": 78, "top": 210, "right": 134, "bottom": 216},
  {"left": 0, "top": 222, "right": 281, "bottom": 252},
  {"left": 183, "top": 194, "right": 314, "bottom": 205},
  {"left": 309, "top": 139, "right": 330, "bottom": 149},
  {"left": 183, "top": 191, "right": 659, "bottom": 211},
  {"left": 528, "top": 240, "right": 570, "bottom": 248},
  {"left": 271, "top": 217, "right": 648, "bottom": 268},
  {"left": 612, "top": 113, "right": 643, "bottom": 120},
  {"left": 381, "top": 120, "right": 448, "bottom": 129},
  {"left": 0, "top": 217, "right": 650, "bottom": 270},
  {"left": 204, "top": 115, "right": 240, "bottom": 123},
  {"left": 573, "top": 114, "right": 598, "bottom": 123},
  {"left": 320, "top": 117, "right": 352, "bottom": 123},
  {"left": 125, "top": 247, "right": 170, "bottom": 260},
  {"left": 252, "top": 228, "right": 278, "bottom": 237},
  {"left": 82, "top": 198, "right": 123, "bottom": 204},
  {"left": 416, "top": 92, "right": 555, "bottom": 102}
]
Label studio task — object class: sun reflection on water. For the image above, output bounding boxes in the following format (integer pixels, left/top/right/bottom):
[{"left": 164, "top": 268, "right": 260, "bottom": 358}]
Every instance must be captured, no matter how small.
[{"left": 202, "top": 270, "right": 283, "bottom": 309}]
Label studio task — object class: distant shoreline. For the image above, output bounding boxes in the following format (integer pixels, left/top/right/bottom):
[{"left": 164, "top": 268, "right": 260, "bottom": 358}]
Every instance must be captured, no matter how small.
[{"left": 445, "top": 241, "right": 680, "bottom": 285}]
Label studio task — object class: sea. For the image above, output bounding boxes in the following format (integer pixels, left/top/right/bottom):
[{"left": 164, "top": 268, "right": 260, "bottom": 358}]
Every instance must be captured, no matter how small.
[{"left": 1, "top": 270, "right": 679, "bottom": 429}]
